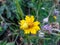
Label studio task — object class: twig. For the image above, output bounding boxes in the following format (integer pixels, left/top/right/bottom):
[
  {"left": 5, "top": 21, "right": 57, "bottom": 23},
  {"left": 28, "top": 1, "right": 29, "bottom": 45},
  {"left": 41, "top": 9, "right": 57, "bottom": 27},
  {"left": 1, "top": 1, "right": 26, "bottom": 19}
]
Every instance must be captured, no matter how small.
[
  {"left": 0, "top": 15, "right": 5, "bottom": 21},
  {"left": 48, "top": 5, "right": 56, "bottom": 18},
  {"left": 14, "top": 34, "right": 19, "bottom": 42},
  {"left": 0, "top": 15, "right": 19, "bottom": 27},
  {"left": 48, "top": 2, "right": 59, "bottom": 18}
]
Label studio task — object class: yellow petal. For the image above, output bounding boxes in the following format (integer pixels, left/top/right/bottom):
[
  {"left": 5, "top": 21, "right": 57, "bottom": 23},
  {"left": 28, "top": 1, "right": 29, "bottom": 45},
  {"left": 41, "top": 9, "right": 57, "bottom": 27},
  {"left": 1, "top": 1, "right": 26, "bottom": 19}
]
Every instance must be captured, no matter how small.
[
  {"left": 34, "top": 21, "right": 40, "bottom": 26},
  {"left": 24, "top": 30, "right": 30, "bottom": 34},
  {"left": 20, "top": 23, "right": 28, "bottom": 29},
  {"left": 25, "top": 15, "right": 34, "bottom": 23},
  {"left": 20, "top": 20, "right": 25, "bottom": 25},
  {"left": 25, "top": 16, "right": 30, "bottom": 21},
  {"left": 30, "top": 30, "right": 37, "bottom": 34},
  {"left": 33, "top": 26, "right": 40, "bottom": 31},
  {"left": 30, "top": 16, "right": 34, "bottom": 22}
]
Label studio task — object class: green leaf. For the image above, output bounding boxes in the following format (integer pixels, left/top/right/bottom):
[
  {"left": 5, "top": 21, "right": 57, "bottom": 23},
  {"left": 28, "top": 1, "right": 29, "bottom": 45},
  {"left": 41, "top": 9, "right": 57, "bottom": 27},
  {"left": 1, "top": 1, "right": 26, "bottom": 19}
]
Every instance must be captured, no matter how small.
[
  {"left": 57, "top": 15, "right": 60, "bottom": 22},
  {"left": 0, "top": 41, "right": 2, "bottom": 45},
  {"left": 49, "top": 15, "right": 56, "bottom": 23},
  {"left": 6, "top": 42, "right": 15, "bottom": 45},
  {"left": 0, "top": 41, "right": 7, "bottom": 45},
  {"left": 31, "top": 0, "right": 35, "bottom": 3},
  {"left": 7, "top": 10, "right": 11, "bottom": 18},
  {"left": 14, "top": 0, "right": 24, "bottom": 19},
  {"left": 0, "top": 5, "right": 5, "bottom": 14},
  {"left": 2, "top": 41, "right": 7, "bottom": 45},
  {"left": 0, "top": 26, "right": 2, "bottom": 31}
]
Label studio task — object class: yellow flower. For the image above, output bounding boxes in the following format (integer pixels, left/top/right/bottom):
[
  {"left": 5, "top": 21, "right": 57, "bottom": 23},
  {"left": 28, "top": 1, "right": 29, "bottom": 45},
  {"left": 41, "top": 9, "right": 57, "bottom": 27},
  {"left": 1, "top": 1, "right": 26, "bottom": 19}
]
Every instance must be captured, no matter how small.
[
  {"left": 19, "top": 15, "right": 40, "bottom": 34},
  {"left": 53, "top": 16, "right": 57, "bottom": 19}
]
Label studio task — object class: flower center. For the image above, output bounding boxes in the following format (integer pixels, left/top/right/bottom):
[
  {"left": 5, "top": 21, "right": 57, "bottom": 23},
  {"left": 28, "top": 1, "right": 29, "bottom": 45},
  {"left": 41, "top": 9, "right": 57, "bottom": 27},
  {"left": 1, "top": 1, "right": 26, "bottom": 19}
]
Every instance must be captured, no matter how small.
[{"left": 28, "top": 22, "right": 34, "bottom": 28}]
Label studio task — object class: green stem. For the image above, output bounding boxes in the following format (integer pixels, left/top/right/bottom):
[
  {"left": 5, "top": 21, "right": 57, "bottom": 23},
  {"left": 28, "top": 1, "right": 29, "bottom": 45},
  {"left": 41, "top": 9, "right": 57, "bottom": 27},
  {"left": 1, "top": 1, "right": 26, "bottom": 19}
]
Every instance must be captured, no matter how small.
[{"left": 36, "top": 10, "right": 39, "bottom": 21}]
